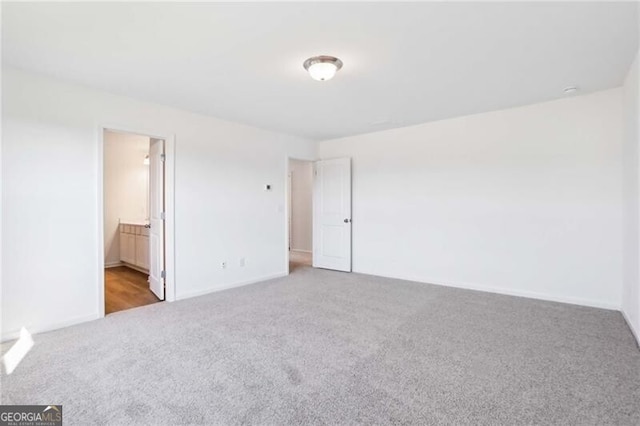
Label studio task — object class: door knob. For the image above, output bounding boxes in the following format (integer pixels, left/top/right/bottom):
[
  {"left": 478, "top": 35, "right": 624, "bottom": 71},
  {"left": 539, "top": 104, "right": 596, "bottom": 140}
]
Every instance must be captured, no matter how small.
[{"left": 344, "top": 218, "right": 351, "bottom": 223}]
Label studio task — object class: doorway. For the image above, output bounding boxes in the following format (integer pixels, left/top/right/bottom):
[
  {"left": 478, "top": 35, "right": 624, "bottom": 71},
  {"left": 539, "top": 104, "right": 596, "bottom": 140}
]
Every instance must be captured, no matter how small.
[
  {"left": 101, "top": 129, "right": 170, "bottom": 314},
  {"left": 288, "top": 159, "right": 314, "bottom": 272}
]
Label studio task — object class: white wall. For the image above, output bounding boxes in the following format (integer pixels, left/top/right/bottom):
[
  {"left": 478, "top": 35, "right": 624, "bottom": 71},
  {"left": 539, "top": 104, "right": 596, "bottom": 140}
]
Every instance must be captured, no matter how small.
[
  {"left": 622, "top": 51, "right": 640, "bottom": 343},
  {"left": 1, "top": 67, "right": 316, "bottom": 340},
  {"left": 103, "top": 131, "right": 150, "bottom": 266},
  {"left": 289, "top": 159, "right": 313, "bottom": 252},
  {"left": 320, "top": 89, "right": 624, "bottom": 309}
]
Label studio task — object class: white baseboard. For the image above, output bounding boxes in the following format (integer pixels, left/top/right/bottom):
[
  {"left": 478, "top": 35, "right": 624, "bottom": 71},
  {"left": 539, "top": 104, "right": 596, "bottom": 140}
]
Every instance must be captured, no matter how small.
[
  {"left": 105, "top": 261, "right": 149, "bottom": 275},
  {"left": 120, "top": 263, "right": 149, "bottom": 274},
  {"left": 1, "top": 313, "right": 100, "bottom": 343},
  {"left": 2, "top": 269, "right": 625, "bottom": 345},
  {"left": 622, "top": 309, "right": 640, "bottom": 349},
  {"left": 177, "top": 272, "right": 288, "bottom": 301},
  {"left": 290, "top": 249, "right": 312, "bottom": 254},
  {"left": 1, "top": 273, "right": 287, "bottom": 343},
  {"left": 354, "top": 269, "right": 620, "bottom": 311}
]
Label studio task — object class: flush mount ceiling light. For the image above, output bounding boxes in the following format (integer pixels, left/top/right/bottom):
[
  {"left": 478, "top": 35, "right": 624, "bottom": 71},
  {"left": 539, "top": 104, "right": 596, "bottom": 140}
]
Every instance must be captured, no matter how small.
[
  {"left": 563, "top": 86, "right": 579, "bottom": 95},
  {"left": 303, "top": 55, "right": 343, "bottom": 81}
]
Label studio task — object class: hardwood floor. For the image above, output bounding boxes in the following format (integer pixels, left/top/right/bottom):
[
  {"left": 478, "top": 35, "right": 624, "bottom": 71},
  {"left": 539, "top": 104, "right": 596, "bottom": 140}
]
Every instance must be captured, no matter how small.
[
  {"left": 105, "top": 266, "right": 161, "bottom": 314},
  {"left": 289, "top": 250, "right": 312, "bottom": 272}
]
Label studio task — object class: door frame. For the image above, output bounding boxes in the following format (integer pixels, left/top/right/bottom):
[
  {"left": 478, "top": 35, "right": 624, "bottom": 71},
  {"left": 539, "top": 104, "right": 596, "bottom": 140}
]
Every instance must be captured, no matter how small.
[
  {"left": 97, "top": 124, "right": 176, "bottom": 318},
  {"left": 285, "top": 156, "right": 316, "bottom": 274},
  {"left": 287, "top": 171, "right": 292, "bottom": 252}
]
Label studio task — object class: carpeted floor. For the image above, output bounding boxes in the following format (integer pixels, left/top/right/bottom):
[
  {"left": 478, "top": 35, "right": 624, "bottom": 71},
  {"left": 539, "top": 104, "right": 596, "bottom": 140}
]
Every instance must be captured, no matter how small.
[{"left": 2, "top": 265, "right": 640, "bottom": 425}]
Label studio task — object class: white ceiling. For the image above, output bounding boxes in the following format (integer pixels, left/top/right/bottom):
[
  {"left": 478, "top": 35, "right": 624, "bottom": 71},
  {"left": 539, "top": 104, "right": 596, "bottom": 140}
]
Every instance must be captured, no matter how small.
[{"left": 2, "top": 2, "right": 638, "bottom": 140}]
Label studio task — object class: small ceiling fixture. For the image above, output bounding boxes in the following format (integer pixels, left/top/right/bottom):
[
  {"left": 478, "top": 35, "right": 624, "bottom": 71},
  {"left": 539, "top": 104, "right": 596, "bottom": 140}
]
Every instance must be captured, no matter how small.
[
  {"left": 563, "top": 86, "right": 579, "bottom": 95},
  {"left": 303, "top": 55, "right": 343, "bottom": 81}
]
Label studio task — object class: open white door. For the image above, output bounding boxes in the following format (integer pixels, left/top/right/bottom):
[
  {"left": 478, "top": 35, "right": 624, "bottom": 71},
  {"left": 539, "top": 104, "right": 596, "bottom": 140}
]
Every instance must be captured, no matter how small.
[
  {"left": 149, "top": 138, "right": 165, "bottom": 300},
  {"left": 313, "top": 157, "right": 352, "bottom": 272},
  {"left": 288, "top": 172, "right": 292, "bottom": 251}
]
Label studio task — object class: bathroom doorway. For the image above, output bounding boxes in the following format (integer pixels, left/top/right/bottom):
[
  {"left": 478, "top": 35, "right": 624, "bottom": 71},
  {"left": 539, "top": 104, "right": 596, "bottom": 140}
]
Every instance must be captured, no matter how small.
[{"left": 101, "top": 129, "right": 167, "bottom": 314}]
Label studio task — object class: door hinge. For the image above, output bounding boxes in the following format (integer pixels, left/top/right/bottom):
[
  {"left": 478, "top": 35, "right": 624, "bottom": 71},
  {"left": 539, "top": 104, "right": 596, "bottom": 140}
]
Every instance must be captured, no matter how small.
[
  {"left": 161, "top": 270, "right": 166, "bottom": 279},
  {"left": 160, "top": 211, "right": 166, "bottom": 220},
  {"left": 160, "top": 153, "right": 166, "bottom": 162}
]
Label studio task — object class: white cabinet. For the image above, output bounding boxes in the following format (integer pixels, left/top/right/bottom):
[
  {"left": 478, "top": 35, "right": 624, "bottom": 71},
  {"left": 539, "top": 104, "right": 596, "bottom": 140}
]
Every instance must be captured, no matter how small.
[
  {"left": 119, "top": 223, "right": 149, "bottom": 272},
  {"left": 119, "top": 229, "right": 136, "bottom": 265},
  {"left": 135, "top": 235, "right": 149, "bottom": 270},
  {"left": 119, "top": 229, "right": 128, "bottom": 263},
  {"left": 126, "top": 233, "right": 136, "bottom": 264}
]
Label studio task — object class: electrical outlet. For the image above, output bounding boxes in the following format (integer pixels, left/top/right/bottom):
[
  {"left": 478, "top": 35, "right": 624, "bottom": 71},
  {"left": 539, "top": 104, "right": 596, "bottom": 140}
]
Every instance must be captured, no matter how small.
[
  {"left": 239, "top": 257, "right": 245, "bottom": 267},
  {"left": 221, "top": 261, "right": 227, "bottom": 269}
]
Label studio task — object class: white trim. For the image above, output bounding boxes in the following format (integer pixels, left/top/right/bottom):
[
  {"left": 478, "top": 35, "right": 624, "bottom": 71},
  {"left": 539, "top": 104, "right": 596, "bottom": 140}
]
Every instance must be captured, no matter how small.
[
  {"left": 98, "top": 124, "right": 177, "bottom": 320},
  {"left": 104, "top": 261, "right": 124, "bottom": 268},
  {"left": 164, "top": 135, "right": 176, "bottom": 303},
  {"left": 177, "top": 272, "right": 287, "bottom": 300},
  {"left": 291, "top": 249, "right": 312, "bottom": 254},
  {"left": 288, "top": 171, "right": 292, "bottom": 253},
  {"left": 119, "top": 263, "right": 149, "bottom": 274},
  {"left": 622, "top": 309, "right": 640, "bottom": 348},
  {"left": 355, "top": 269, "right": 621, "bottom": 311},
  {"left": 1, "top": 313, "right": 100, "bottom": 343},
  {"left": 97, "top": 126, "right": 106, "bottom": 318},
  {"left": 2, "top": 272, "right": 285, "bottom": 341},
  {"left": 285, "top": 157, "right": 292, "bottom": 275}
]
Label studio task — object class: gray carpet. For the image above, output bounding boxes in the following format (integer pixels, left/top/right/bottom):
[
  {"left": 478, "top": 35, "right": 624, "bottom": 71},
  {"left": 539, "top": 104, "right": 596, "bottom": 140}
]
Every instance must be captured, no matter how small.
[{"left": 2, "top": 265, "right": 640, "bottom": 425}]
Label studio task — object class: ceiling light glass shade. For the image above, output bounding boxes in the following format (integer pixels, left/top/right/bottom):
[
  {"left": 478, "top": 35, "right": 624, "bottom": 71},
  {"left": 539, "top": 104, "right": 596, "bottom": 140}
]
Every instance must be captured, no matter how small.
[
  {"left": 308, "top": 62, "right": 338, "bottom": 81},
  {"left": 303, "top": 56, "right": 343, "bottom": 81}
]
